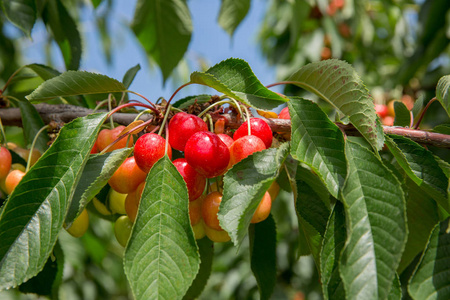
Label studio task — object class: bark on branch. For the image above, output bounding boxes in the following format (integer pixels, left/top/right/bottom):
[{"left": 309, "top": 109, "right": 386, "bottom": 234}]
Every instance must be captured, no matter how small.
[{"left": 1, "top": 103, "right": 449, "bottom": 148}]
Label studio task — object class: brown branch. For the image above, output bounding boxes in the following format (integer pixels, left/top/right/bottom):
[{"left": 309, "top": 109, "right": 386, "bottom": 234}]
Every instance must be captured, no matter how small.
[{"left": 1, "top": 103, "right": 450, "bottom": 148}]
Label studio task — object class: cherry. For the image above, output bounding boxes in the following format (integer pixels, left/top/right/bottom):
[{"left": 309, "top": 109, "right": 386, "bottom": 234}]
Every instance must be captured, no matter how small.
[
  {"left": 90, "top": 140, "right": 99, "bottom": 154},
  {"left": 125, "top": 181, "right": 145, "bottom": 222},
  {"left": 233, "top": 118, "right": 273, "bottom": 148},
  {"left": 5, "top": 169, "right": 25, "bottom": 194},
  {"left": 97, "top": 126, "right": 134, "bottom": 152},
  {"left": 114, "top": 215, "right": 133, "bottom": 247},
  {"left": 204, "top": 224, "right": 230, "bottom": 243},
  {"left": 0, "top": 146, "right": 12, "bottom": 179},
  {"left": 229, "top": 135, "right": 266, "bottom": 166},
  {"left": 278, "top": 107, "right": 290, "bottom": 119},
  {"left": 8, "top": 143, "right": 41, "bottom": 167},
  {"left": 217, "top": 133, "right": 234, "bottom": 148},
  {"left": 189, "top": 195, "right": 204, "bottom": 226},
  {"left": 267, "top": 181, "right": 280, "bottom": 202},
  {"left": 108, "top": 189, "right": 127, "bottom": 215},
  {"left": 185, "top": 131, "right": 230, "bottom": 178},
  {"left": 173, "top": 158, "right": 206, "bottom": 202},
  {"left": 108, "top": 156, "right": 147, "bottom": 194},
  {"left": 201, "top": 191, "right": 224, "bottom": 231},
  {"left": 192, "top": 221, "right": 206, "bottom": 240},
  {"left": 168, "top": 112, "right": 208, "bottom": 151},
  {"left": 93, "top": 197, "right": 112, "bottom": 216},
  {"left": 66, "top": 208, "right": 89, "bottom": 238},
  {"left": 134, "top": 133, "right": 172, "bottom": 173},
  {"left": 375, "top": 104, "right": 389, "bottom": 119},
  {"left": 251, "top": 192, "right": 272, "bottom": 223}
]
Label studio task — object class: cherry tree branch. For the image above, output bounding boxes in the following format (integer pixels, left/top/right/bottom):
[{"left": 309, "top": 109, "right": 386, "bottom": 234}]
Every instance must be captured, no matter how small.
[{"left": 1, "top": 103, "right": 449, "bottom": 148}]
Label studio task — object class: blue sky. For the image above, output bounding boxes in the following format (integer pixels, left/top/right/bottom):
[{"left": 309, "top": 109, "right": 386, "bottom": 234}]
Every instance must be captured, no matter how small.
[{"left": 20, "top": 0, "right": 283, "bottom": 107}]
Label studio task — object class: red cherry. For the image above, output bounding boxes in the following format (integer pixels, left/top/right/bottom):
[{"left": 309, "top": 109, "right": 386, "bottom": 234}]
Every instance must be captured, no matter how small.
[
  {"left": 97, "top": 126, "right": 133, "bottom": 152},
  {"left": 185, "top": 131, "right": 230, "bottom": 178},
  {"left": 173, "top": 158, "right": 206, "bottom": 201},
  {"left": 168, "top": 112, "right": 208, "bottom": 151},
  {"left": 375, "top": 104, "right": 389, "bottom": 119},
  {"left": 217, "top": 133, "right": 234, "bottom": 149},
  {"left": 108, "top": 156, "right": 147, "bottom": 194},
  {"left": 233, "top": 118, "right": 273, "bottom": 148},
  {"left": 0, "top": 147, "right": 12, "bottom": 179},
  {"left": 134, "top": 133, "right": 172, "bottom": 173},
  {"left": 229, "top": 135, "right": 266, "bottom": 166},
  {"left": 278, "top": 107, "right": 290, "bottom": 119}
]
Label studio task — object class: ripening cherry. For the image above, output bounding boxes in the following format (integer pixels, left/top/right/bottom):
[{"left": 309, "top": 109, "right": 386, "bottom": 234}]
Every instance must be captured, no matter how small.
[
  {"left": 93, "top": 197, "right": 113, "bottom": 216},
  {"left": 251, "top": 192, "right": 272, "bottom": 223},
  {"left": 375, "top": 104, "right": 389, "bottom": 119},
  {"left": 201, "top": 191, "right": 224, "bottom": 231},
  {"left": 204, "top": 224, "right": 231, "bottom": 243},
  {"left": 108, "top": 189, "right": 127, "bottom": 215},
  {"left": 114, "top": 215, "right": 133, "bottom": 247},
  {"left": 125, "top": 181, "right": 145, "bottom": 222},
  {"left": 192, "top": 221, "right": 206, "bottom": 240},
  {"left": 278, "top": 107, "right": 290, "bottom": 120},
  {"left": 97, "top": 126, "right": 134, "bottom": 153},
  {"left": 108, "top": 156, "right": 147, "bottom": 194},
  {"left": 267, "top": 181, "right": 280, "bottom": 202},
  {"left": 173, "top": 158, "right": 206, "bottom": 202},
  {"left": 185, "top": 131, "right": 230, "bottom": 178},
  {"left": 217, "top": 133, "right": 234, "bottom": 148},
  {"left": 66, "top": 208, "right": 89, "bottom": 238},
  {"left": 229, "top": 135, "right": 266, "bottom": 166},
  {"left": 0, "top": 147, "right": 12, "bottom": 179},
  {"left": 134, "top": 133, "right": 172, "bottom": 173},
  {"left": 5, "top": 169, "right": 25, "bottom": 194},
  {"left": 189, "top": 195, "right": 204, "bottom": 226},
  {"left": 233, "top": 118, "right": 273, "bottom": 148},
  {"left": 168, "top": 112, "right": 208, "bottom": 151}
]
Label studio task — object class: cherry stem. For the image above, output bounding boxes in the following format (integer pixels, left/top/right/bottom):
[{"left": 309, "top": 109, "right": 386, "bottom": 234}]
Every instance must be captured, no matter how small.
[
  {"left": 107, "top": 102, "right": 158, "bottom": 118},
  {"left": 0, "top": 117, "right": 7, "bottom": 145},
  {"left": 158, "top": 104, "right": 172, "bottom": 136},
  {"left": 241, "top": 105, "right": 251, "bottom": 135},
  {"left": 93, "top": 98, "right": 110, "bottom": 112},
  {"left": 204, "top": 114, "right": 214, "bottom": 132},
  {"left": 265, "top": 81, "right": 298, "bottom": 89},
  {"left": 413, "top": 97, "right": 437, "bottom": 129},
  {"left": 108, "top": 94, "right": 115, "bottom": 129},
  {"left": 165, "top": 82, "right": 193, "bottom": 110},
  {"left": 127, "top": 90, "right": 158, "bottom": 110},
  {"left": 26, "top": 125, "right": 50, "bottom": 173},
  {"left": 2, "top": 66, "right": 25, "bottom": 92},
  {"left": 134, "top": 109, "right": 153, "bottom": 122}
]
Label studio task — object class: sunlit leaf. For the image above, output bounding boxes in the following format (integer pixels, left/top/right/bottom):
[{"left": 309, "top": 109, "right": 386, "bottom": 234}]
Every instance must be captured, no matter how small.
[
  {"left": 219, "top": 143, "right": 289, "bottom": 247},
  {"left": 386, "top": 135, "right": 450, "bottom": 213},
  {"left": 288, "top": 97, "right": 347, "bottom": 198},
  {"left": 287, "top": 59, "right": 384, "bottom": 151},
  {"left": 132, "top": 0, "right": 192, "bottom": 82},
  {"left": 0, "top": 113, "right": 107, "bottom": 289},
  {"left": 124, "top": 156, "right": 200, "bottom": 299},
  {"left": 64, "top": 148, "right": 132, "bottom": 227},
  {"left": 122, "top": 64, "right": 141, "bottom": 89},
  {"left": 1, "top": 0, "right": 36, "bottom": 37},
  {"left": 218, "top": 0, "right": 250, "bottom": 36},
  {"left": 408, "top": 218, "right": 450, "bottom": 300},
  {"left": 340, "top": 141, "right": 407, "bottom": 300},
  {"left": 320, "top": 202, "right": 346, "bottom": 300},
  {"left": 26, "top": 71, "right": 126, "bottom": 102},
  {"left": 249, "top": 214, "right": 277, "bottom": 300},
  {"left": 190, "top": 58, "right": 287, "bottom": 110}
]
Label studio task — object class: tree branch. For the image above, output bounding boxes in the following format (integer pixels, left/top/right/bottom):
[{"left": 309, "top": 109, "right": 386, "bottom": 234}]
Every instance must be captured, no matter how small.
[{"left": 1, "top": 103, "right": 449, "bottom": 148}]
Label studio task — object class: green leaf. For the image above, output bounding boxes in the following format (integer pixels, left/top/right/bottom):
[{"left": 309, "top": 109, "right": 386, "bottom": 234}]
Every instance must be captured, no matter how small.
[
  {"left": 432, "top": 124, "right": 450, "bottom": 135},
  {"left": 388, "top": 275, "right": 402, "bottom": 300},
  {"left": 183, "top": 238, "right": 214, "bottom": 300},
  {"left": 398, "top": 179, "right": 440, "bottom": 274},
  {"left": 1, "top": 0, "right": 36, "bottom": 37},
  {"left": 26, "top": 71, "right": 126, "bottom": 102},
  {"left": 217, "top": 0, "right": 250, "bottom": 36},
  {"left": 122, "top": 64, "right": 141, "bottom": 89},
  {"left": 131, "top": 0, "right": 192, "bottom": 82},
  {"left": 386, "top": 135, "right": 450, "bottom": 213},
  {"left": 249, "top": 214, "right": 277, "bottom": 300},
  {"left": 173, "top": 94, "right": 212, "bottom": 109},
  {"left": 0, "top": 113, "right": 107, "bottom": 289},
  {"left": 41, "top": 0, "right": 81, "bottom": 70},
  {"left": 124, "top": 156, "right": 200, "bottom": 299},
  {"left": 17, "top": 100, "right": 49, "bottom": 153},
  {"left": 287, "top": 59, "right": 385, "bottom": 151},
  {"left": 393, "top": 101, "right": 411, "bottom": 127},
  {"left": 64, "top": 148, "right": 132, "bottom": 227},
  {"left": 18, "top": 241, "right": 64, "bottom": 298},
  {"left": 190, "top": 58, "right": 287, "bottom": 110},
  {"left": 436, "top": 75, "right": 450, "bottom": 117},
  {"left": 288, "top": 97, "right": 347, "bottom": 198},
  {"left": 26, "top": 63, "right": 61, "bottom": 81},
  {"left": 320, "top": 202, "right": 346, "bottom": 300},
  {"left": 219, "top": 143, "right": 289, "bottom": 247},
  {"left": 340, "top": 141, "right": 407, "bottom": 300},
  {"left": 408, "top": 218, "right": 450, "bottom": 300}
]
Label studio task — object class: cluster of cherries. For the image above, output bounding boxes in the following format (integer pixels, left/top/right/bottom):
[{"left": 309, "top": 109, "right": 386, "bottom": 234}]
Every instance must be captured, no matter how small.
[{"left": 91, "top": 111, "right": 282, "bottom": 246}]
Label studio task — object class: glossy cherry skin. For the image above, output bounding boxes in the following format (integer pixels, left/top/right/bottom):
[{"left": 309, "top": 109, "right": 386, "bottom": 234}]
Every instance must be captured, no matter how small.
[
  {"left": 173, "top": 158, "right": 206, "bottom": 201},
  {"left": 97, "top": 126, "right": 134, "bottom": 152},
  {"left": 217, "top": 133, "right": 234, "bottom": 148},
  {"left": 185, "top": 131, "right": 230, "bottom": 178},
  {"left": 278, "top": 107, "right": 290, "bottom": 119},
  {"left": 134, "top": 133, "right": 172, "bottom": 173},
  {"left": 229, "top": 135, "right": 266, "bottom": 166},
  {"left": 5, "top": 169, "right": 25, "bottom": 194},
  {"left": 0, "top": 147, "right": 12, "bottom": 179},
  {"left": 251, "top": 192, "right": 272, "bottom": 223},
  {"left": 108, "top": 156, "right": 147, "bottom": 194},
  {"left": 66, "top": 208, "right": 89, "bottom": 238},
  {"left": 168, "top": 112, "right": 208, "bottom": 151},
  {"left": 233, "top": 118, "right": 273, "bottom": 148},
  {"left": 201, "top": 191, "right": 224, "bottom": 231},
  {"left": 375, "top": 104, "right": 389, "bottom": 119}
]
